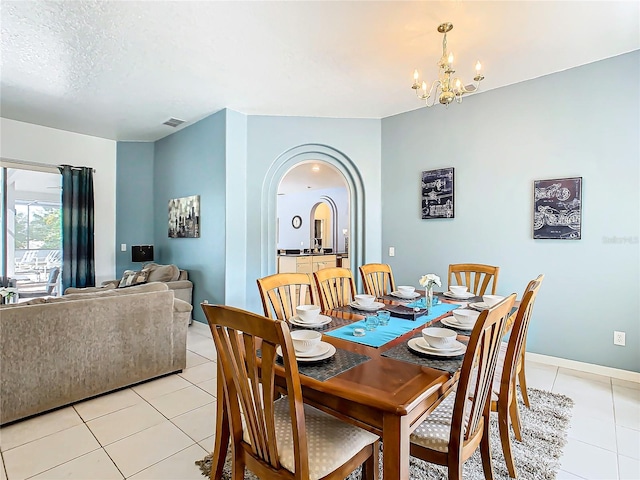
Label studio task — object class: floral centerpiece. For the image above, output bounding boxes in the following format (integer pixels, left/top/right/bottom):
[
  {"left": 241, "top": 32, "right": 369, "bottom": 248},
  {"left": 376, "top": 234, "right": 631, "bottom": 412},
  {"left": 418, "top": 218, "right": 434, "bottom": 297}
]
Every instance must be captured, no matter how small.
[
  {"left": 419, "top": 274, "right": 441, "bottom": 310},
  {"left": 0, "top": 287, "right": 18, "bottom": 305}
]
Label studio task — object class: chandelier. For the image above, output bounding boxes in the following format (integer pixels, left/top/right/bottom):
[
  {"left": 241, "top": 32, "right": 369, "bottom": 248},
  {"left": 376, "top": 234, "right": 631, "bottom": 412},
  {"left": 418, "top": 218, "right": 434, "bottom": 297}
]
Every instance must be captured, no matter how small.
[{"left": 411, "top": 22, "right": 484, "bottom": 107}]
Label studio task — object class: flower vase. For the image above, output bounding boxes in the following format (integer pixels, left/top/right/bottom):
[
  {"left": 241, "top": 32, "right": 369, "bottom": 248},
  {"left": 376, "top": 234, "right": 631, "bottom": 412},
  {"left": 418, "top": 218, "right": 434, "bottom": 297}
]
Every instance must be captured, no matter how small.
[{"left": 425, "top": 287, "right": 433, "bottom": 312}]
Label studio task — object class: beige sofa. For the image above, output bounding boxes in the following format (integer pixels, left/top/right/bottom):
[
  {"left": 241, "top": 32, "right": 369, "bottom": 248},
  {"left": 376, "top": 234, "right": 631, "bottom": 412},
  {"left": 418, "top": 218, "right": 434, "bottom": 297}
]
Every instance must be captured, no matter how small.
[
  {"left": 102, "top": 263, "right": 193, "bottom": 315},
  {"left": 0, "top": 282, "right": 192, "bottom": 425}
]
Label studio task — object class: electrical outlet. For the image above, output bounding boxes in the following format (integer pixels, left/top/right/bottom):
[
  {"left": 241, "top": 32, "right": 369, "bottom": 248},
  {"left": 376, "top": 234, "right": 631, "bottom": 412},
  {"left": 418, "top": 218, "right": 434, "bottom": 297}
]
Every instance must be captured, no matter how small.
[
  {"left": 389, "top": 247, "right": 395, "bottom": 257},
  {"left": 614, "top": 331, "right": 626, "bottom": 346}
]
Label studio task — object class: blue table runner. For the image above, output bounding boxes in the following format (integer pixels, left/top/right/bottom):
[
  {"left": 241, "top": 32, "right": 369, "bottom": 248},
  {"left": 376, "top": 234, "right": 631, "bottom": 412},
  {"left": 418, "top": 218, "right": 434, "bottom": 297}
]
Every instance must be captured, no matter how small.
[{"left": 325, "top": 303, "right": 459, "bottom": 348}]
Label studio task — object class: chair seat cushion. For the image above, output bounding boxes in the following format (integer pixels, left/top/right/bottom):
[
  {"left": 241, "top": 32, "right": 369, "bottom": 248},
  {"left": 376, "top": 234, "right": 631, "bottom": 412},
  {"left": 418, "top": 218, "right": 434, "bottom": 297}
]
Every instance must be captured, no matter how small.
[
  {"left": 410, "top": 393, "right": 471, "bottom": 453},
  {"left": 244, "top": 397, "right": 378, "bottom": 480}
]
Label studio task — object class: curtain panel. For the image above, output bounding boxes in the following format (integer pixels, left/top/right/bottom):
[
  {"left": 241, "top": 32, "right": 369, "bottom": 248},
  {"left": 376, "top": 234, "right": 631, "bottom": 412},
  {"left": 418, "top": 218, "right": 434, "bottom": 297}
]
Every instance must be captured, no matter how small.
[{"left": 59, "top": 165, "right": 95, "bottom": 290}]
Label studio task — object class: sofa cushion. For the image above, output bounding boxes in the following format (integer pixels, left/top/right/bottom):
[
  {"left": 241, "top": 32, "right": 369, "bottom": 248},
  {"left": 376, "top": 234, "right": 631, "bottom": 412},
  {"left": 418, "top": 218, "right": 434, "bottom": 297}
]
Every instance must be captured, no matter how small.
[
  {"left": 0, "top": 297, "right": 47, "bottom": 308},
  {"left": 144, "top": 263, "right": 180, "bottom": 282},
  {"left": 64, "top": 282, "right": 169, "bottom": 300},
  {"left": 65, "top": 284, "right": 116, "bottom": 295},
  {"left": 118, "top": 270, "right": 150, "bottom": 288}
]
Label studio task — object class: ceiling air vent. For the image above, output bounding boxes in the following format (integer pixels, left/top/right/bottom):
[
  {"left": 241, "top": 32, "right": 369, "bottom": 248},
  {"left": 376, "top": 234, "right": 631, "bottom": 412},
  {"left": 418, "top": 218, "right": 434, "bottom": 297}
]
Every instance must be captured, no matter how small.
[{"left": 163, "top": 118, "right": 185, "bottom": 128}]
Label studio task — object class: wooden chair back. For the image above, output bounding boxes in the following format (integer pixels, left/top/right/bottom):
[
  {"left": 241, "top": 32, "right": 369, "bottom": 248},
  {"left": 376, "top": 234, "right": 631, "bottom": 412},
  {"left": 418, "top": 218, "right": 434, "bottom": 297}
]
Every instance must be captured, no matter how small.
[
  {"left": 313, "top": 267, "right": 356, "bottom": 311},
  {"left": 257, "top": 273, "right": 316, "bottom": 320},
  {"left": 359, "top": 263, "right": 396, "bottom": 297},
  {"left": 448, "top": 263, "right": 500, "bottom": 296},
  {"left": 452, "top": 293, "right": 516, "bottom": 449},
  {"left": 201, "top": 304, "right": 311, "bottom": 478},
  {"left": 498, "top": 275, "right": 544, "bottom": 405}
]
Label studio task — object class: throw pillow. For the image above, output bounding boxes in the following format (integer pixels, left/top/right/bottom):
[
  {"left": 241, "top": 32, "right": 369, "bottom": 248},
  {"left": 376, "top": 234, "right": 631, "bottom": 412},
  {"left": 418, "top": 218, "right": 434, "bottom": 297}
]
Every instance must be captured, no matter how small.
[
  {"left": 118, "top": 270, "right": 150, "bottom": 288},
  {"left": 145, "top": 264, "right": 180, "bottom": 283}
]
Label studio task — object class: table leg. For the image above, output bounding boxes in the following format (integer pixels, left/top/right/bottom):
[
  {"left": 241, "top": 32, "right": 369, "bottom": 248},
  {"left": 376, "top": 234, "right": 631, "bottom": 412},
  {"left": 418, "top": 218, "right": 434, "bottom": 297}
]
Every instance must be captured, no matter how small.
[
  {"left": 210, "top": 366, "right": 229, "bottom": 480},
  {"left": 382, "top": 413, "right": 410, "bottom": 479}
]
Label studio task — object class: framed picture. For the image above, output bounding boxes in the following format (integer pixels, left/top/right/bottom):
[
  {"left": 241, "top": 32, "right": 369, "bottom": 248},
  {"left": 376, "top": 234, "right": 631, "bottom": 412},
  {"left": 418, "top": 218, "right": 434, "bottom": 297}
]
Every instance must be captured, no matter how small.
[
  {"left": 533, "top": 177, "right": 582, "bottom": 240},
  {"left": 168, "top": 195, "right": 200, "bottom": 238},
  {"left": 421, "top": 167, "right": 454, "bottom": 219}
]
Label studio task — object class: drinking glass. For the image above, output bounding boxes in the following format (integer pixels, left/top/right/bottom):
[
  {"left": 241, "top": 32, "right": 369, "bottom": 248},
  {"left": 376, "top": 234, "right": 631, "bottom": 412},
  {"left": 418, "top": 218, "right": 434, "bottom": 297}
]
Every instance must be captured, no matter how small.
[
  {"left": 377, "top": 310, "right": 391, "bottom": 326},
  {"left": 364, "top": 315, "right": 379, "bottom": 331}
]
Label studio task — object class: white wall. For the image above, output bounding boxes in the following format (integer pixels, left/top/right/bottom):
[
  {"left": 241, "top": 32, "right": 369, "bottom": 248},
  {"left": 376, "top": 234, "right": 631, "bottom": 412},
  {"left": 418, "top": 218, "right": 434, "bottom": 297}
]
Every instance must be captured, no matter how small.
[
  {"left": 277, "top": 187, "right": 349, "bottom": 251},
  {"left": 1, "top": 118, "right": 117, "bottom": 284}
]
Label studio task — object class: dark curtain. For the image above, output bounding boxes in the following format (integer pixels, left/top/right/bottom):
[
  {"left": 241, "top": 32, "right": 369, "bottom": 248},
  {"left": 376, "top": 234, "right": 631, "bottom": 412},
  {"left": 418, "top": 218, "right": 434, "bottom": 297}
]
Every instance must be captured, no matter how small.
[{"left": 59, "top": 165, "right": 95, "bottom": 290}]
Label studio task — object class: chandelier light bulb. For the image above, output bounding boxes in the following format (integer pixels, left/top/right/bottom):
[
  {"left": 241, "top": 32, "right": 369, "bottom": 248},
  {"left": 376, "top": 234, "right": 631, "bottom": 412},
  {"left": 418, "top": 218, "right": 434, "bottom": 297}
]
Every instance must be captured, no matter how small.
[
  {"left": 448, "top": 53, "right": 454, "bottom": 64},
  {"left": 476, "top": 61, "right": 482, "bottom": 72},
  {"left": 422, "top": 81, "right": 427, "bottom": 92},
  {"left": 455, "top": 79, "right": 461, "bottom": 90},
  {"left": 414, "top": 69, "right": 419, "bottom": 81}
]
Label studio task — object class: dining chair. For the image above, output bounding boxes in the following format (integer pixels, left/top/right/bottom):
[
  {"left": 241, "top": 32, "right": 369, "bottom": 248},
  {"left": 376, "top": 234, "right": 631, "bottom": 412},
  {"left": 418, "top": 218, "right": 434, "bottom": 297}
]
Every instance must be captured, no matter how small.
[
  {"left": 201, "top": 304, "right": 380, "bottom": 480},
  {"left": 409, "top": 293, "right": 517, "bottom": 480},
  {"left": 490, "top": 274, "right": 544, "bottom": 478},
  {"left": 257, "top": 273, "right": 317, "bottom": 321},
  {"left": 359, "top": 263, "right": 396, "bottom": 297},
  {"left": 313, "top": 267, "right": 356, "bottom": 311},
  {"left": 448, "top": 263, "right": 500, "bottom": 296}
]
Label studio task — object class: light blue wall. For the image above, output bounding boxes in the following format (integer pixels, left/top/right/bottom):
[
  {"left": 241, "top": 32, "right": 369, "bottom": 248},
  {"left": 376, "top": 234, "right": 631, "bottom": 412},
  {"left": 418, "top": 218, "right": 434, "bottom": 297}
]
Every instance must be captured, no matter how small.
[
  {"left": 154, "top": 111, "right": 227, "bottom": 324},
  {"left": 224, "top": 109, "right": 248, "bottom": 309},
  {"left": 245, "top": 116, "right": 382, "bottom": 314},
  {"left": 381, "top": 52, "right": 640, "bottom": 372},
  {"left": 115, "top": 142, "right": 154, "bottom": 276}
]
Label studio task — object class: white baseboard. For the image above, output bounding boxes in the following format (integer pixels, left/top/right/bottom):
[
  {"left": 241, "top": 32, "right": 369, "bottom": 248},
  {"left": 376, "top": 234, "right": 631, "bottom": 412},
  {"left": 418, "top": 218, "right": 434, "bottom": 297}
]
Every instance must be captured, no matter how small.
[{"left": 526, "top": 352, "right": 640, "bottom": 383}]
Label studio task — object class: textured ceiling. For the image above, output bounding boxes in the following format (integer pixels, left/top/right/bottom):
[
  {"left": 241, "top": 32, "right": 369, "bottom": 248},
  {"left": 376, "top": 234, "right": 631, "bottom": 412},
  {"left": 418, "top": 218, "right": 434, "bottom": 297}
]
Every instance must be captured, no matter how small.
[
  {"left": 1, "top": 1, "right": 638, "bottom": 141},
  {"left": 278, "top": 161, "right": 347, "bottom": 194}
]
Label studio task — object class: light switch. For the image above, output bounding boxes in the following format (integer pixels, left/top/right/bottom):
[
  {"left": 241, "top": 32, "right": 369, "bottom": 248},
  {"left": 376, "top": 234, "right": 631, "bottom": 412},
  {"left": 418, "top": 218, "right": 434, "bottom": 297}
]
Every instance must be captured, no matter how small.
[
  {"left": 120, "top": 244, "right": 127, "bottom": 252},
  {"left": 389, "top": 247, "right": 395, "bottom": 257}
]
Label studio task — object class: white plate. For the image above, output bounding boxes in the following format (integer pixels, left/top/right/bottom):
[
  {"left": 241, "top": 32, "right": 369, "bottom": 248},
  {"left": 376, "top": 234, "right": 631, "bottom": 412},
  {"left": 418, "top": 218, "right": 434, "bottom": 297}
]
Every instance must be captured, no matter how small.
[
  {"left": 408, "top": 338, "right": 467, "bottom": 357},
  {"left": 443, "top": 291, "right": 475, "bottom": 299},
  {"left": 441, "top": 316, "right": 474, "bottom": 331},
  {"left": 288, "top": 314, "right": 332, "bottom": 328},
  {"left": 277, "top": 342, "right": 336, "bottom": 362},
  {"left": 468, "top": 302, "right": 490, "bottom": 311},
  {"left": 349, "top": 301, "right": 385, "bottom": 311},
  {"left": 391, "top": 291, "right": 421, "bottom": 300}
]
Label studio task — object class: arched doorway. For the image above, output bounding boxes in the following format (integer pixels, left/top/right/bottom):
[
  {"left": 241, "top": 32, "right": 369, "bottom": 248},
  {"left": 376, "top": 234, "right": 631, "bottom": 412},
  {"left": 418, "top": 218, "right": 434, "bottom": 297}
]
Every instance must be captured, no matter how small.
[{"left": 260, "top": 144, "right": 365, "bottom": 286}]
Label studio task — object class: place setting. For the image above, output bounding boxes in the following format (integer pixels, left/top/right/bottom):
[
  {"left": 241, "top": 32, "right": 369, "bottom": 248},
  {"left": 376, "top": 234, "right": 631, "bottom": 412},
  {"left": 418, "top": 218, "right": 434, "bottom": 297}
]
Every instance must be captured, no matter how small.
[
  {"left": 468, "top": 294, "right": 505, "bottom": 311},
  {"left": 382, "top": 326, "right": 467, "bottom": 374},
  {"left": 276, "top": 330, "right": 337, "bottom": 363},
  {"left": 288, "top": 304, "right": 333, "bottom": 328},
  {"left": 439, "top": 308, "right": 480, "bottom": 332},
  {"left": 348, "top": 293, "right": 385, "bottom": 312},
  {"left": 389, "top": 285, "right": 422, "bottom": 301},
  {"left": 441, "top": 284, "right": 477, "bottom": 301}
]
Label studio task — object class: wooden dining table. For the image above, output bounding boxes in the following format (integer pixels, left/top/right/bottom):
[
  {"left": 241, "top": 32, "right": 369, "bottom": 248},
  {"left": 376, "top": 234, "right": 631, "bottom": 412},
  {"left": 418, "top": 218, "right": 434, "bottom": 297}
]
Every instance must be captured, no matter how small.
[{"left": 208, "top": 292, "right": 488, "bottom": 480}]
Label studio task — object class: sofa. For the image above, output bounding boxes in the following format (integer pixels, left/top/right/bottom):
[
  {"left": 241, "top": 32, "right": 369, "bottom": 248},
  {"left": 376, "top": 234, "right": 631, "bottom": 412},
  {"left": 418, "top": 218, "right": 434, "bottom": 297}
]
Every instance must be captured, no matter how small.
[
  {"left": 0, "top": 282, "right": 192, "bottom": 425},
  {"left": 102, "top": 263, "right": 193, "bottom": 315}
]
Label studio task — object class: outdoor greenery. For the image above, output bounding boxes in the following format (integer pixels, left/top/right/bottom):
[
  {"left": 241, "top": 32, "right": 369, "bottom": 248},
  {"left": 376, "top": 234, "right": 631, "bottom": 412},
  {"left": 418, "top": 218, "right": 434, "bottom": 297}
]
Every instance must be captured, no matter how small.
[{"left": 14, "top": 206, "right": 61, "bottom": 249}]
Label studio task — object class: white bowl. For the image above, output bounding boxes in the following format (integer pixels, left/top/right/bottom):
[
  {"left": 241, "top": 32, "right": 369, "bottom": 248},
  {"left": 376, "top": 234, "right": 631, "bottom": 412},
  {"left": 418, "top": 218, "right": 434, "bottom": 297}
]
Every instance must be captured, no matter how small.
[
  {"left": 422, "top": 327, "right": 457, "bottom": 349},
  {"left": 296, "top": 304, "right": 321, "bottom": 323},
  {"left": 452, "top": 308, "right": 480, "bottom": 326},
  {"left": 290, "top": 330, "right": 322, "bottom": 353},
  {"left": 483, "top": 295, "right": 505, "bottom": 307},
  {"left": 397, "top": 286, "right": 415, "bottom": 296},
  {"left": 449, "top": 285, "right": 468, "bottom": 295},
  {"left": 354, "top": 294, "right": 376, "bottom": 306}
]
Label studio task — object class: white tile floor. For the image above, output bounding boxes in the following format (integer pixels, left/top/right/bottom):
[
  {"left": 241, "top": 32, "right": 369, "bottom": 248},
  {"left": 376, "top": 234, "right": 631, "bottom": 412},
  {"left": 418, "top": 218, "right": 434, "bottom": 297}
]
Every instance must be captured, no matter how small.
[{"left": 1, "top": 325, "right": 638, "bottom": 479}]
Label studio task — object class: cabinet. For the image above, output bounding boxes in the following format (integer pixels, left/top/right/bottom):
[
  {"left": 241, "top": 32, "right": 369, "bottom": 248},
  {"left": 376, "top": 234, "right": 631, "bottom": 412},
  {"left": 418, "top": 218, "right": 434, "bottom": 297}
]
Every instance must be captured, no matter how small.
[{"left": 278, "top": 254, "right": 337, "bottom": 274}]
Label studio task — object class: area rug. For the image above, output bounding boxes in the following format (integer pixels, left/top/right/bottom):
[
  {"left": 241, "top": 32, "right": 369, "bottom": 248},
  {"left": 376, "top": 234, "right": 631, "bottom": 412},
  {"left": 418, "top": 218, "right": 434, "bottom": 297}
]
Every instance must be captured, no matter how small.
[{"left": 196, "top": 387, "right": 573, "bottom": 480}]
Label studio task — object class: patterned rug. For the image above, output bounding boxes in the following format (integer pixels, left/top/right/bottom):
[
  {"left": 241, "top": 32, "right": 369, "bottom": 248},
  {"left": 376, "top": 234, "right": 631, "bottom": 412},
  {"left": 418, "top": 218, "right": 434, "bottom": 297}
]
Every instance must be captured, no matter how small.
[{"left": 196, "top": 388, "right": 573, "bottom": 480}]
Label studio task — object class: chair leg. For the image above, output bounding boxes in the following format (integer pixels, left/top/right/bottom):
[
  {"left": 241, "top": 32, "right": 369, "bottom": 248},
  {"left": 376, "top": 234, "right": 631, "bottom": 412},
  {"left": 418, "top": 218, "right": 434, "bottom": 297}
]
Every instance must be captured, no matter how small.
[
  {"left": 361, "top": 441, "right": 379, "bottom": 480},
  {"left": 518, "top": 352, "right": 531, "bottom": 408},
  {"left": 480, "top": 423, "right": 495, "bottom": 480},
  {"left": 509, "top": 386, "right": 523, "bottom": 442},
  {"left": 447, "top": 457, "right": 463, "bottom": 480},
  {"left": 498, "top": 402, "right": 518, "bottom": 478}
]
